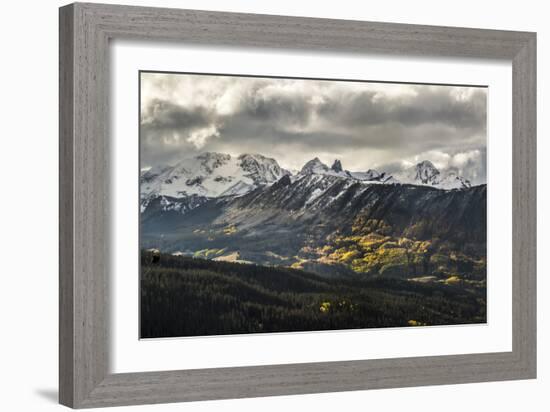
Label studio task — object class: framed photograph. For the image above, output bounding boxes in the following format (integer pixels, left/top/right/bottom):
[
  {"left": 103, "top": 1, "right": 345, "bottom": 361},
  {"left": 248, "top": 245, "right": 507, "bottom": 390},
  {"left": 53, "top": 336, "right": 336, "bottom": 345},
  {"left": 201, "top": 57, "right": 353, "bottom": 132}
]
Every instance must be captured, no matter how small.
[{"left": 59, "top": 2, "right": 536, "bottom": 408}]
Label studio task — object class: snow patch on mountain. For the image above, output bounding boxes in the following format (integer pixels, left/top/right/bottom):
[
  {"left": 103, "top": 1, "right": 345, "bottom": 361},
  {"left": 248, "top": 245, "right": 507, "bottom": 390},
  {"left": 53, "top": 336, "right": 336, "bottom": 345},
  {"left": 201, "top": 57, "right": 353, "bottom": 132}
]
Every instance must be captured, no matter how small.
[
  {"left": 220, "top": 180, "right": 256, "bottom": 197},
  {"left": 350, "top": 169, "right": 380, "bottom": 181},
  {"left": 141, "top": 194, "right": 210, "bottom": 215}
]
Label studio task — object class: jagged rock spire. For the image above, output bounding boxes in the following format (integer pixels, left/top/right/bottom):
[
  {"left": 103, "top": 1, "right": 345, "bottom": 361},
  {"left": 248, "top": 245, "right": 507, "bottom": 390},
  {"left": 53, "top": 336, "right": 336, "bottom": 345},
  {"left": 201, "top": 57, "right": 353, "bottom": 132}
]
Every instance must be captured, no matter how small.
[{"left": 331, "top": 159, "right": 343, "bottom": 173}]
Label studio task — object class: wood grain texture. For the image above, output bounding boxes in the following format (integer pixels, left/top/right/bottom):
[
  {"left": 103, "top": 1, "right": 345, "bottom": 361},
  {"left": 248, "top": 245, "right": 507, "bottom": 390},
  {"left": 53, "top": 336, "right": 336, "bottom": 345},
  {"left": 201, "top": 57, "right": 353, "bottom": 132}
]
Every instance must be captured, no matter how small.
[
  {"left": 512, "top": 34, "right": 537, "bottom": 373},
  {"left": 60, "top": 3, "right": 110, "bottom": 406},
  {"left": 59, "top": 4, "right": 74, "bottom": 406},
  {"left": 58, "top": 2, "right": 537, "bottom": 408}
]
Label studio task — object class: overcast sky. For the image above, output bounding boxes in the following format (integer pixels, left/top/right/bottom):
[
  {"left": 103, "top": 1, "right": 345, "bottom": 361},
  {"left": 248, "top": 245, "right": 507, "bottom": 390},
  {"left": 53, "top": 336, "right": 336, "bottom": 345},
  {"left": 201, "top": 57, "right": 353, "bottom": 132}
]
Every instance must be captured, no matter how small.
[{"left": 140, "top": 72, "right": 487, "bottom": 184}]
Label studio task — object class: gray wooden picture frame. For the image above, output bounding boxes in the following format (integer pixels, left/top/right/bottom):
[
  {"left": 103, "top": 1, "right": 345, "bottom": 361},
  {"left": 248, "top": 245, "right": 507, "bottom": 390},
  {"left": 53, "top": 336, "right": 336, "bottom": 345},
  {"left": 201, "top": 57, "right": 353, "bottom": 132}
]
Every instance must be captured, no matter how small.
[{"left": 59, "top": 2, "right": 536, "bottom": 408}]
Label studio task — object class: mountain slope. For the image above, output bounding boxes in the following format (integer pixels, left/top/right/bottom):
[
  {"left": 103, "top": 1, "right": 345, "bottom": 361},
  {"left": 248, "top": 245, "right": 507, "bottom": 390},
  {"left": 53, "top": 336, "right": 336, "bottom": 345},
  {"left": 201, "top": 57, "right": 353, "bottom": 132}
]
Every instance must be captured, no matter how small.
[
  {"left": 141, "top": 250, "right": 486, "bottom": 338},
  {"left": 141, "top": 171, "right": 486, "bottom": 279}
]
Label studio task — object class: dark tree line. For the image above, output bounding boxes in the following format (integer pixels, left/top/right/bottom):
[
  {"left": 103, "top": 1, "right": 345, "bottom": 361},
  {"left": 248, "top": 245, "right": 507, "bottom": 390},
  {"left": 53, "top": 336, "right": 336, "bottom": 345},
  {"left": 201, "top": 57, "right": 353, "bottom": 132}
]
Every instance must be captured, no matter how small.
[{"left": 140, "top": 251, "right": 486, "bottom": 338}]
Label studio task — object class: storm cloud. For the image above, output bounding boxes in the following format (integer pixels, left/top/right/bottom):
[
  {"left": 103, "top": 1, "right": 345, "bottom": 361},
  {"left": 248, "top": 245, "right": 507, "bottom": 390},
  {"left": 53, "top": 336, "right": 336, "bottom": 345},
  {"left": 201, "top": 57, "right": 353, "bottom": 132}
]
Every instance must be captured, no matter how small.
[{"left": 140, "top": 72, "right": 487, "bottom": 184}]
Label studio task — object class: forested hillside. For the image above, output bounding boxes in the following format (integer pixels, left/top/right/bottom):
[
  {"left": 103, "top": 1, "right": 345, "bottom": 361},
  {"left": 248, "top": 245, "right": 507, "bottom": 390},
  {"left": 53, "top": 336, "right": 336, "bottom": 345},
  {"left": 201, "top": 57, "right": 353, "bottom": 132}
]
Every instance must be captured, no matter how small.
[{"left": 140, "top": 251, "right": 486, "bottom": 338}]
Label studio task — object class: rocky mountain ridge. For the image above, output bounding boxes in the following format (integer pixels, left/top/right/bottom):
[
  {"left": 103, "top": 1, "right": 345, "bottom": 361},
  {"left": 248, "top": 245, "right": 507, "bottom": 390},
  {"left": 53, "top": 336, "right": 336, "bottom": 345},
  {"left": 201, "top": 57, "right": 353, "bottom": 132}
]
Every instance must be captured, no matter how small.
[{"left": 141, "top": 152, "right": 474, "bottom": 210}]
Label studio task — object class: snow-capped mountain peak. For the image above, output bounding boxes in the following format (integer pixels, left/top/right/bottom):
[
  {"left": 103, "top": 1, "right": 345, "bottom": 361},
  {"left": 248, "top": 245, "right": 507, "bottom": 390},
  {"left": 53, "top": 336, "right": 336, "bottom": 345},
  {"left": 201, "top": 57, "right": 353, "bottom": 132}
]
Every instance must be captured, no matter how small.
[
  {"left": 300, "top": 157, "right": 330, "bottom": 175},
  {"left": 394, "top": 160, "right": 471, "bottom": 189},
  {"left": 140, "top": 152, "right": 288, "bottom": 201},
  {"left": 413, "top": 160, "right": 441, "bottom": 185},
  {"left": 300, "top": 158, "right": 352, "bottom": 178},
  {"left": 141, "top": 153, "right": 476, "bottom": 218},
  {"left": 438, "top": 169, "right": 472, "bottom": 190},
  {"left": 238, "top": 153, "right": 290, "bottom": 185}
]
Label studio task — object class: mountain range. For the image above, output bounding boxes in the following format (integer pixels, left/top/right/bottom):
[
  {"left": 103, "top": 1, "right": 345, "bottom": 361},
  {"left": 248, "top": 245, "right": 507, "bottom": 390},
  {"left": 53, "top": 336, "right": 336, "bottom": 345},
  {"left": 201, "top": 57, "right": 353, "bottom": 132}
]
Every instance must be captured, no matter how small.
[
  {"left": 141, "top": 153, "right": 289, "bottom": 209},
  {"left": 140, "top": 152, "right": 485, "bottom": 281},
  {"left": 141, "top": 152, "right": 472, "bottom": 207}
]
